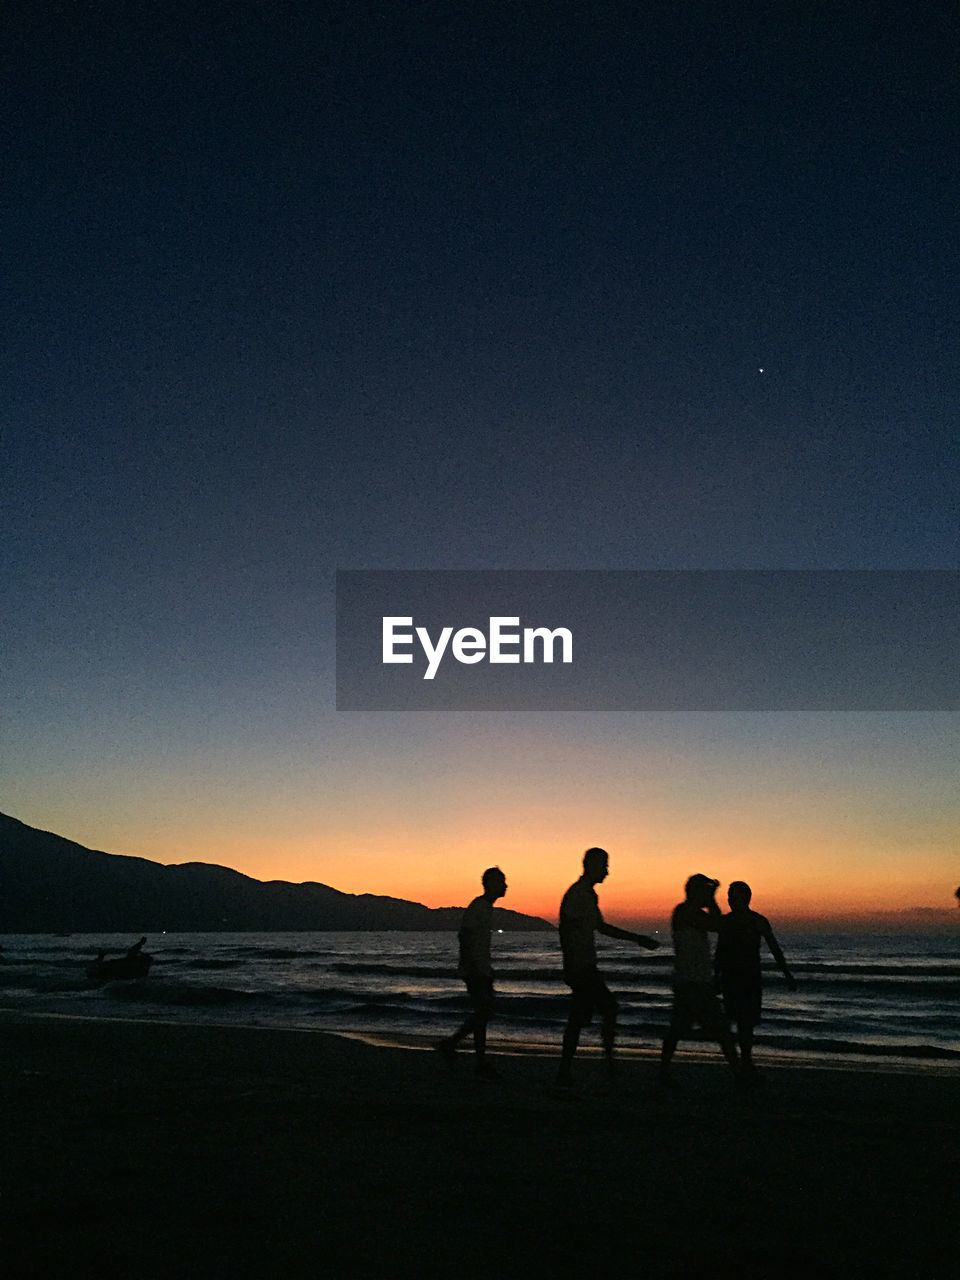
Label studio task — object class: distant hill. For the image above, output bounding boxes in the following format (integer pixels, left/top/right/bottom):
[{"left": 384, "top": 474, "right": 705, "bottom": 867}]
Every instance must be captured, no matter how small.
[{"left": 0, "top": 813, "right": 553, "bottom": 934}]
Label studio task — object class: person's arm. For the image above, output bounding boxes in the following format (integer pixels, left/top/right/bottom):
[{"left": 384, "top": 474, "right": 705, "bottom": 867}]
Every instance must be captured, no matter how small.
[
  {"left": 597, "top": 920, "right": 659, "bottom": 949},
  {"left": 703, "top": 898, "right": 723, "bottom": 931},
  {"left": 761, "top": 918, "right": 797, "bottom": 989}
]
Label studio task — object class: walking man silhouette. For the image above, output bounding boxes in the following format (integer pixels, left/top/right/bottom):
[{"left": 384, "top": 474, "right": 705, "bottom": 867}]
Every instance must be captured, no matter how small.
[
  {"left": 659, "top": 874, "right": 739, "bottom": 1084},
  {"left": 715, "top": 881, "right": 796, "bottom": 1078},
  {"left": 438, "top": 866, "right": 508, "bottom": 1079},
  {"left": 556, "top": 847, "right": 659, "bottom": 1086}
]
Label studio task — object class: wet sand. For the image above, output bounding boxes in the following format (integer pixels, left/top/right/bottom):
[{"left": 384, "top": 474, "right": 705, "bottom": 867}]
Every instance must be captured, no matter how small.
[{"left": 1, "top": 1011, "right": 958, "bottom": 1278}]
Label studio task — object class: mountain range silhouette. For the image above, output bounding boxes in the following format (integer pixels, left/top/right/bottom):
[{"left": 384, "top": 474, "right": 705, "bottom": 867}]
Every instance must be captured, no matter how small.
[{"left": 0, "top": 812, "right": 551, "bottom": 934}]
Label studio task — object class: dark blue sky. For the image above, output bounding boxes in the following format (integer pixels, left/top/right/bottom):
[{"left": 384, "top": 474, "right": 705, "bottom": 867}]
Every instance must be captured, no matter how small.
[{"left": 2, "top": 2, "right": 957, "bottom": 907}]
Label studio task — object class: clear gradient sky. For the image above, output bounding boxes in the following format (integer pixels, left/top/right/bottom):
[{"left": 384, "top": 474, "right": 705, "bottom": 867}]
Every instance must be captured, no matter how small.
[{"left": 3, "top": 2, "right": 957, "bottom": 928}]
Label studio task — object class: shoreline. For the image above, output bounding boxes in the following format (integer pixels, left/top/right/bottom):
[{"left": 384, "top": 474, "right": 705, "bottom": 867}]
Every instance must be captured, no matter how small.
[{"left": 6, "top": 1004, "right": 957, "bottom": 1078}]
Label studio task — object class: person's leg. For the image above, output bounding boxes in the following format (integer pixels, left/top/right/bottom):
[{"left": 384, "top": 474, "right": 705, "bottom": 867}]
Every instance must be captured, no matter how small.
[
  {"left": 601, "top": 1012, "right": 616, "bottom": 1059},
  {"left": 736, "top": 1019, "right": 754, "bottom": 1064},
  {"left": 439, "top": 1012, "right": 475, "bottom": 1054},
  {"left": 557, "top": 1012, "right": 582, "bottom": 1082},
  {"left": 702, "top": 994, "right": 739, "bottom": 1072},
  {"left": 739, "top": 987, "right": 762, "bottom": 1071},
  {"left": 660, "top": 1015, "right": 682, "bottom": 1067},
  {"left": 468, "top": 979, "right": 495, "bottom": 1072},
  {"left": 473, "top": 1011, "right": 501, "bottom": 1077},
  {"left": 557, "top": 977, "right": 592, "bottom": 1084},
  {"left": 659, "top": 1000, "right": 692, "bottom": 1078},
  {"left": 723, "top": 985, "right": 756, "bottom": 1068},
  {"left": 472, "top": 999, "right": 492, "bottom": 1062},
  {"left": 719, "top": 1024, "right": 740, "bottom": 1071},
  {"left": 596, "top": 978, "right": 620, "bottom": 1074},
  {"left": 439, "top": 977, "right": 488, "bottom": 1056}
]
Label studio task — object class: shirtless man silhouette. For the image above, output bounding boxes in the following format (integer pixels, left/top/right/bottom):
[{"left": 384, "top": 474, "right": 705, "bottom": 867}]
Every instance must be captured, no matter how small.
[
  {"left": 556, "top": 847, "right": 659, "bottom": 1086},
  {"left": 438, "top": 867, "right": 508, "bottom": 1079},
  {"left": 715, "top": 881, "right": 796, "bottom": 1077}
]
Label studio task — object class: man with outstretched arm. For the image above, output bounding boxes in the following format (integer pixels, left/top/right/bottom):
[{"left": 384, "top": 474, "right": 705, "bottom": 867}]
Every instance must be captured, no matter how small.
[
  {"left": 715, "top": 880, "right": 796, "bottom": 1079},
  {"left": 437, "top": 866, "right": 508, "bottom": 1080},
  {"left": 556, "top": 847, "right": 659, "bottom": 1087}
]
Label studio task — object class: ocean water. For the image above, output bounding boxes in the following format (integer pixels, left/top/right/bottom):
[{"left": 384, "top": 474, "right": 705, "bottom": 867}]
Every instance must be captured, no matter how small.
[{"left": 0, "top": 930, "right": 957, "bottom": 1066}]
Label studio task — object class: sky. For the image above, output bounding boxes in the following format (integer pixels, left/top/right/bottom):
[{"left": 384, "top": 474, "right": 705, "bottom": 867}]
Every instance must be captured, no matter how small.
[{"left": 2, "top": 1, "right": 957, "bottom": 928}]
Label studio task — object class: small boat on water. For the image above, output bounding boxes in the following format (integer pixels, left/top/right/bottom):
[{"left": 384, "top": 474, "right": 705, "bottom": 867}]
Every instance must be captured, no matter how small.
[{"left": 86, "top": 938, "right": 153, "bottom": 985}]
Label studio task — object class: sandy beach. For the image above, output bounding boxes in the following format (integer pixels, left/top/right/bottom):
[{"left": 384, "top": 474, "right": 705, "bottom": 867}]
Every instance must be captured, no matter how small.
[{"left": 1, "top": 1012, "right": 957, "bottom": 1278}]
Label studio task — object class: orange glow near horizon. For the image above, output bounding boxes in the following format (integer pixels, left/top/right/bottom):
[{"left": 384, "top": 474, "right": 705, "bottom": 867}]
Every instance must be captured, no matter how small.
[
  {"left": 35, "top": 800, "right": 955, "bottom": 931},
  {"left": 8, "top": 712, "right": 957, "bottom": 931}
]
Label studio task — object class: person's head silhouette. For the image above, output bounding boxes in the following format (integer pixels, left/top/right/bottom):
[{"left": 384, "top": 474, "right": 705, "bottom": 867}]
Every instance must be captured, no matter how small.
[
  {"left": 582, "top": 847, "right": 609, "bottom": 884},
  {"left": 728, "top": 881, "right": 752, "bottom": 911},
  {"left": 685, "top": 873, "right": 719, "bottom": 907},
  {"left": 481, "top": 867, "right": 507, "bottom": 901}
]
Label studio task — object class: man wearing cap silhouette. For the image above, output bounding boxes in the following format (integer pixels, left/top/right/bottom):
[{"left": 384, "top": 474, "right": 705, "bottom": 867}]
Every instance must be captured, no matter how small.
[
  {"left": 659, "top": 873, "right": 739, "bottom": 1083},
  {"left": 556, "top": 847, "right": 659, "bottom": 1086}
]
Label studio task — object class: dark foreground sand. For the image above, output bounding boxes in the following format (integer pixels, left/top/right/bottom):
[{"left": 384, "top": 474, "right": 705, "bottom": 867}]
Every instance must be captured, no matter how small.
[{"left": 1, "top": 1013, "right": 958, "bottom": 1279}]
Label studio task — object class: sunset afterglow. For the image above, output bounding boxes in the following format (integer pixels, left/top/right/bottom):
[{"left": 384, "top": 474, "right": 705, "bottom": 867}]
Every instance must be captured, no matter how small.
[{"left": 8, "top": 712, "right": 956, "bottom": 929}]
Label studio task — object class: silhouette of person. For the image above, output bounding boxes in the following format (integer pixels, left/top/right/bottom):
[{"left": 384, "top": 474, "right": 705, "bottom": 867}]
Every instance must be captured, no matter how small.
[
  {"left": 659, "top": 874, "right": 739, "bottom": 1083},
  {"left": 126, "top": 937, "right": 147, "bottom": 959},
  {"left": 437, "top": 867, "right": 508, "bottom": 1079},
  {"left": 556, "top": 847, "right": 659, "bottom": 1086},
  {"left": 715, "top": 881, "right": 796, "bottom": 1077}
]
